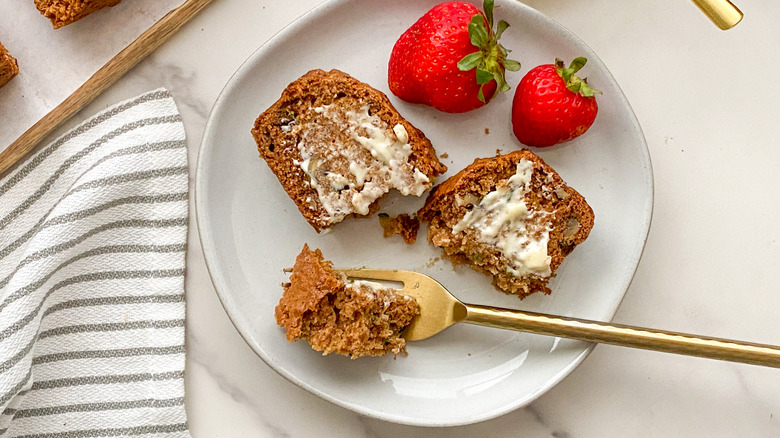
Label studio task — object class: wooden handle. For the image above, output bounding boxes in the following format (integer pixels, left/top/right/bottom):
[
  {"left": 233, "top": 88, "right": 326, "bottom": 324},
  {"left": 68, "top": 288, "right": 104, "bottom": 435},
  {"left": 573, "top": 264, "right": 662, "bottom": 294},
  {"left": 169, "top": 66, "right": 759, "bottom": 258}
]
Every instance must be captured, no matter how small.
[
  {"left": 691, "top": 0, "right": 743, "bottom": 30},
  {"left": 0, "top": 0, "right": 215, "bottom": 176},
  {"left": 465, "top": 304, "right": 780, "bottom": 368}
]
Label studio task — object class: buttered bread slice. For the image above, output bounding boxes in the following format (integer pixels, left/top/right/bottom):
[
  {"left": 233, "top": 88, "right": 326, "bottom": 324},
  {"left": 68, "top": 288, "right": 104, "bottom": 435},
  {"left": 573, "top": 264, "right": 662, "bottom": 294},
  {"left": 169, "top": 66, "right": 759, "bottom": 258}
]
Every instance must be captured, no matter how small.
[
  {"left": 252, "top": 69, "right": 447, "bottom": 233},
  {"left": 418, "top": 150, "right": 594, "bottom": 299}
]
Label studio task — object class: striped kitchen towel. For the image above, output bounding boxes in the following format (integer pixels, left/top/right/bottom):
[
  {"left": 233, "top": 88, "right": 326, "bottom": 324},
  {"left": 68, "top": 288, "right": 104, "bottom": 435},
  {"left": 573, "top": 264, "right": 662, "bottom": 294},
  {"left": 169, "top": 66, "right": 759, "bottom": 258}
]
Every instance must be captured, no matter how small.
[{"left": 0, "top": 89, "right": 190, "bottom": 437}]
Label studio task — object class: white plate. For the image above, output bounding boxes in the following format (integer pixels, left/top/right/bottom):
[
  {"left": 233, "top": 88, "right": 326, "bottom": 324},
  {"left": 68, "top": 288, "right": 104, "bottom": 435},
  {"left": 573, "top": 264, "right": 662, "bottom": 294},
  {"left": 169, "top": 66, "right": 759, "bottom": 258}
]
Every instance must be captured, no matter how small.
[{"left": 196, "top": 0, "right": 653, "bottom": 427}]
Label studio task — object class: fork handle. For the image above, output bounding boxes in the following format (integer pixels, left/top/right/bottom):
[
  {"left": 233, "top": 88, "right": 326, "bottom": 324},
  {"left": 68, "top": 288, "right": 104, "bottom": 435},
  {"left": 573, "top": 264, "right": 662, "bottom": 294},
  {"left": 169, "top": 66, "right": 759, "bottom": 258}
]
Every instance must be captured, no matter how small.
[
  {"left": 465, "top": 304, "right": 780, "bottom": 368},
  {"left": 690, "top": 0, "right": 743, "bottom": 30}
]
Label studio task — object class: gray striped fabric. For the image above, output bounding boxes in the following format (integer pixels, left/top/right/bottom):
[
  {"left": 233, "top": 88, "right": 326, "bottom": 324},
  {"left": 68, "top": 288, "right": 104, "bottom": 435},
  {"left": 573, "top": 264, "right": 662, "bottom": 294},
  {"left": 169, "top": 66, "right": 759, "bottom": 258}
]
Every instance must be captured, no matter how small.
[{"left": 0, "top": 89, "right": 190, "bottom": 437}]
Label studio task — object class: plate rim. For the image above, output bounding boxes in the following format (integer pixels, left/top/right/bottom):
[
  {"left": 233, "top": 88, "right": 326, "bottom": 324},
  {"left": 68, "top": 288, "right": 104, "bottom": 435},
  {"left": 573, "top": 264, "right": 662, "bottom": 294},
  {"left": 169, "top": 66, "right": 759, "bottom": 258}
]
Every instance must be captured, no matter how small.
[{"left": 194, "top": 0, "right": 654, "bottom": 427}]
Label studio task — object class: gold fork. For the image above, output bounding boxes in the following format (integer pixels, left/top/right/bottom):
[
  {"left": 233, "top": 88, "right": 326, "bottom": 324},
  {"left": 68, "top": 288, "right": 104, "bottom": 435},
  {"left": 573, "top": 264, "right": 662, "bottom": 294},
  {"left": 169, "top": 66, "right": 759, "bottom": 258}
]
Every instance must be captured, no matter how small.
[
  {"left": 692, "top": 0, "right": 743, "bottom": 30},
  {"left": 339, "top": 269, "right": 780, "bottom": 368}
]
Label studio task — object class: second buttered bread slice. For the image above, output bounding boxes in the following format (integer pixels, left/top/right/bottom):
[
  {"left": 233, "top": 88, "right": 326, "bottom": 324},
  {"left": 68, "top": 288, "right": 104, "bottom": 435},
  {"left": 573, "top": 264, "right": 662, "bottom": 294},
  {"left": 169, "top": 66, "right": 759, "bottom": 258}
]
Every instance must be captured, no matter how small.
[
  {"left": 252, "top": 69, "right": 447, "bottom": 233},
  {"left": 418, "top": 150, "right": 594, "bottom": 299}
]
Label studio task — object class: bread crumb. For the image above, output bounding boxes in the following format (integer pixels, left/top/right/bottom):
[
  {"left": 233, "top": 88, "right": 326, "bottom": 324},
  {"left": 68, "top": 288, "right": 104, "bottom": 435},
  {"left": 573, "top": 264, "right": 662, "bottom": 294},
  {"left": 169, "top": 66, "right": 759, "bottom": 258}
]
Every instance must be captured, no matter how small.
[
  {"left": 423, "top": 256, "right": 441, "bottom": 269},
  {"left": 379, "top": 213, "right": 420, "bottom": 244}
]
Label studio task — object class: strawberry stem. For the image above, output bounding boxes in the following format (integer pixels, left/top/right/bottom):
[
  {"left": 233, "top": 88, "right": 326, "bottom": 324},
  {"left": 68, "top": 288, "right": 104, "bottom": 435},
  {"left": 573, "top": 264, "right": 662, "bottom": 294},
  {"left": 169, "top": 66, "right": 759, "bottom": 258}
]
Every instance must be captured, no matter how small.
[
  {"left": 554, "top": 57, "right": 602, "bottom": 98},
  {"left": 456, "top": 0, "right": 521, "bottom": 103}
]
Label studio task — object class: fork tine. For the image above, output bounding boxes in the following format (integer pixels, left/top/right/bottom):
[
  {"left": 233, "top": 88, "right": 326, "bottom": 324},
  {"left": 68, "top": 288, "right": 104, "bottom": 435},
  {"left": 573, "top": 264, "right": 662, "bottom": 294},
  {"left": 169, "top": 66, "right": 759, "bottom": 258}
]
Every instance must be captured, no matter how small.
[
  {"left": 338, "top": 269, "right": 449, "bottom": 297},
  {"left": 337, "top": 269, "right": 417, "bottom": 285}
]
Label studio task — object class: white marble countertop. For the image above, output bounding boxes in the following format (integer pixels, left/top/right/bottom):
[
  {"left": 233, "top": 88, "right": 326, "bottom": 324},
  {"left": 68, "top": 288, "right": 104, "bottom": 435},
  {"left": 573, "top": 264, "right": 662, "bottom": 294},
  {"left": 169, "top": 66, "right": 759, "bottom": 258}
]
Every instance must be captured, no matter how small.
[{"left": 4, "top": 0, "right": 780, "bottom": 436}]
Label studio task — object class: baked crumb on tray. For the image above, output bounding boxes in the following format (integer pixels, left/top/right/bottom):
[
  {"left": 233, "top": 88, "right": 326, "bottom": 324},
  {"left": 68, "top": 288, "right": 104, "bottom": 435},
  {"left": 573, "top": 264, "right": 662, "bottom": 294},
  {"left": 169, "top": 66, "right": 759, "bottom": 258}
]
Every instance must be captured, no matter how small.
[{"left": 379, "top": 213, "right": 420, "bottom": 244}]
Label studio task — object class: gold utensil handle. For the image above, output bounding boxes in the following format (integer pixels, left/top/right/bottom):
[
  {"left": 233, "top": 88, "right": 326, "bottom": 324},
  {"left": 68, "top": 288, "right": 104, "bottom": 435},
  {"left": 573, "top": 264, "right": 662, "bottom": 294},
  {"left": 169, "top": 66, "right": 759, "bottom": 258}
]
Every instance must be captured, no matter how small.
[
  {"left": 0, "top": 0, "right": 216, "bottom": 177},
  {"left": 466, "top": 304, "right": 780, "bottom": 368},
  {"left": 691, "top": 0, "right": 743, "bottom": 30}
]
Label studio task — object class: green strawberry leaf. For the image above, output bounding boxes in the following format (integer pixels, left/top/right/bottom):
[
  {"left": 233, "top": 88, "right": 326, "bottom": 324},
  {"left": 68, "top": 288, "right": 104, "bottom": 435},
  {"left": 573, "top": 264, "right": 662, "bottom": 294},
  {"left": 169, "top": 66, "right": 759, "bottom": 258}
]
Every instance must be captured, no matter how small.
[
  {"left": 569, "top": 57, "right": 587, "bottom": 73},
  {"left": 494, "top": 70, "right": 510, "bottom": 92},
  {"left": 483, "top": 0, "right": 494, "bottom": 28},
  {"left": 476, "top": 68, "right": 494, "bottom": 103},
  {"left": 496, "top": 19, "right": 509, "bottom": 40},
  {"left": 469, "top": 15, "right": 489, "bottom": 47},
  {"left": 457, "top": 52, "right": 484, "bottom": 71},
  {"left": 568, "top": 78, "right": 583, "bottom": 93},
  {"left": 476, "top": 68, "right": 493, "bottom": 84},
  {"left": 503, "top": 58, "right": 521, "bottom": 71},
  {"left": 579, "top": 78, "right": 602, "bottom": 97}
]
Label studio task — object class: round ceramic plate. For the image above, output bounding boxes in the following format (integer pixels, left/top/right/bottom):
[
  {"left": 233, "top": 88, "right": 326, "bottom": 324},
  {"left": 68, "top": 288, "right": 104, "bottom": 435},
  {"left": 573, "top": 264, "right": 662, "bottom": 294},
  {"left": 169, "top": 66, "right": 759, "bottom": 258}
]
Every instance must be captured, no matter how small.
[{"left": 196, "top": 0, "right": 653, "bottom": 427}]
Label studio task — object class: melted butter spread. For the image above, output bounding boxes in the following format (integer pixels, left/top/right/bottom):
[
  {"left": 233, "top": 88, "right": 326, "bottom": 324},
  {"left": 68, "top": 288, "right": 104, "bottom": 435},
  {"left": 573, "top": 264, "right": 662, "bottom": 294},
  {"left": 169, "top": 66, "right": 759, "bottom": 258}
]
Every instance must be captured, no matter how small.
[
  {"left": 345, "top": 279, "right": 415, "bottom": 307},
  {"left": 293, "top": 102, "right": 430, "bottom": 224},
  {"left": 453, "top": 159, "right": 552, "bottom": 278}
]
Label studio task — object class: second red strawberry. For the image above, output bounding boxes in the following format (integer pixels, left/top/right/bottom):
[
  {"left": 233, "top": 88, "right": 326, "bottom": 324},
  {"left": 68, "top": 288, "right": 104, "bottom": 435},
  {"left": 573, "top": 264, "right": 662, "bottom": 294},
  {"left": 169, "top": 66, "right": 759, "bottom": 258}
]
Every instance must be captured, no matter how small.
[{"left": 511, "top": 57, "right": 601, "bottom": 147}]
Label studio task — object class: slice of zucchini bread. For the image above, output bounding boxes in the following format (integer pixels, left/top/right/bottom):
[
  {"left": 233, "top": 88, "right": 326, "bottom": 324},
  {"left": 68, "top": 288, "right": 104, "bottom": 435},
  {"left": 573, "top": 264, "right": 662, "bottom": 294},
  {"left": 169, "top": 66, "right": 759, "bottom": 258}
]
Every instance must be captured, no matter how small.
[
  {"left": 35, "top": 0, "right": 122, "bottom": 29},
  {"left": 252, "top": 69, "right": 447, "bottom": 233},
  {"left": 418, "top": 150, "right": 594, "bottom": 299},
  {"left": 275, "top": 244, "right": 420, "bottom": 358},
  {"left": 0, "top": 42, "right": 19, "bottom": 89}
]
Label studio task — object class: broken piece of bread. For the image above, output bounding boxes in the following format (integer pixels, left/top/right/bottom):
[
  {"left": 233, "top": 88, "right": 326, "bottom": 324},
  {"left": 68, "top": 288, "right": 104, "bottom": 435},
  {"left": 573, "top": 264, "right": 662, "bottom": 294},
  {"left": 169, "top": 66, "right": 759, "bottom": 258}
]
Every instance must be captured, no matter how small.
[
  {"left": 0, "top": 42, "right": 19, "bottom": 89},
  {"left": 275, "top": 244, "right": 420, "bottom": 358},
  {"left": 35, "top": 0, "right": 122, "bottom": 29}
]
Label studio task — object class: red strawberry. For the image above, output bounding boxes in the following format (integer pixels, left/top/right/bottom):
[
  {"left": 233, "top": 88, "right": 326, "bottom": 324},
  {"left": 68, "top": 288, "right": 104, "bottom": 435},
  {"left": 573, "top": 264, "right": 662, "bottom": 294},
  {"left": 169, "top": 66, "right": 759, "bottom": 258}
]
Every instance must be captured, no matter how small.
[
  {"left": 511, "top": 57, "right": 601, "bottom": 147},
  {"left": 388, "top": 0, "right": 520, "bottom": 113}
]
